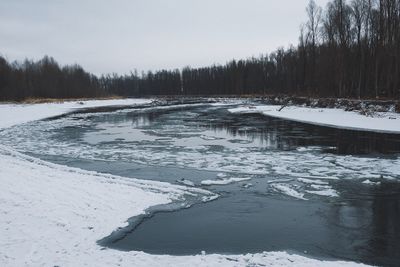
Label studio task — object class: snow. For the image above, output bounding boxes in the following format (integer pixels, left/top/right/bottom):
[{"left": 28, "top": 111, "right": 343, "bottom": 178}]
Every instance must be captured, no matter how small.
[
  {"left": 229, "top": 105, "right": 400, "bottom": 134},
  {"left": 0, "top": 98, "right": 151, "bottom": 129},
  {"left": 0, "top": 145, "right": 213, "bottom": 266},
  {"left": 0, "top": 99, "right": 371, "bottom": 266},
  {"left": 201, "top": 177, "right": 252, "bottom": 186}
]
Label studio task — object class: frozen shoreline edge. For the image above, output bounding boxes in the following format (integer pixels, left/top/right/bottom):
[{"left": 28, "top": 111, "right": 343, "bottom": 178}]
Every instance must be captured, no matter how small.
[{"left": 229, "top": 105, "right": 400, "bottom": 134}]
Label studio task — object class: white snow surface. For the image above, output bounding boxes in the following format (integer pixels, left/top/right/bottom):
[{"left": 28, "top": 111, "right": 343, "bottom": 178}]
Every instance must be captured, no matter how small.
[
  {"left": 0, "top": 99, "right": 371, "bottom": 266},
  {"left": 229, "top": 105, "right": 400, "bottom": 134},
  {"left": 0, "top": 98, "right": 151, "bottom": 129}
]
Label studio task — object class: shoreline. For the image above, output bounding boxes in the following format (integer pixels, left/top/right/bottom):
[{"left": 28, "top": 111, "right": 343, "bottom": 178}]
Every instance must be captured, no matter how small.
[{"left": 2, "top": 95, "right": 399, "bottom": 112}]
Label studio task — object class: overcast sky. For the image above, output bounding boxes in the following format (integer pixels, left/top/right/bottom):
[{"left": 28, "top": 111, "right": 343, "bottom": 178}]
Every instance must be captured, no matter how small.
[{"left": 0, "top": 0, "right": 330, "bottom": 75}]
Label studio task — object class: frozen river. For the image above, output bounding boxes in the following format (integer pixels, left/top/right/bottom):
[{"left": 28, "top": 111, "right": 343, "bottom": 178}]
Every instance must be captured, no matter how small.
[{"left": 1, "top": 100, "right": 399, "bottom": 266}]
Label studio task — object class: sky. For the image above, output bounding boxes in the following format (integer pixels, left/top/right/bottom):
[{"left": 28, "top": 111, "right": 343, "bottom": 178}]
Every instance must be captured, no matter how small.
[{"left": 0, "top": 0, "right": 330, "bottom": 75}]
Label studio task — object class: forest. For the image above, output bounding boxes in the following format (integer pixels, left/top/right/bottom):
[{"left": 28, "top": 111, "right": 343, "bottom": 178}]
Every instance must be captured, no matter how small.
[{"left": 0, "top": 0, "right": 399, "bottom": 101}]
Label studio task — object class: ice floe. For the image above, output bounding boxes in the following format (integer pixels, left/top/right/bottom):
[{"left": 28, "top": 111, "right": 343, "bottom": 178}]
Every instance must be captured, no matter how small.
[
  {"left": 270, "top": 184, "right": 307, "bottom": 200},
  {"left": 201, "top": 177, "right": 252, "bottom": 186},
  {"left": 362, "top": 179, "right": 382, "bottom": 186},
  {"left": 306, "top": 189, "right": 340, "bottom": 197}
]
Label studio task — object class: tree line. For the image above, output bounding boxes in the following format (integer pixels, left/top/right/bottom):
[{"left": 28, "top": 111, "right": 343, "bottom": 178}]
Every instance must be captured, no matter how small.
[
  {"left": 1, "top": 0, "right": 399, "bottom": 101},
  {"left": 0, "top": 56, "right": 105, "bottom": 101}
]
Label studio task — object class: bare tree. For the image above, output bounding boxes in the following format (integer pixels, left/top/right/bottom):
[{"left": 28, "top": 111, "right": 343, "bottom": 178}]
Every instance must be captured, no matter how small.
[{"left": 306, "top": 0, "right": 322, "bottom": 92}]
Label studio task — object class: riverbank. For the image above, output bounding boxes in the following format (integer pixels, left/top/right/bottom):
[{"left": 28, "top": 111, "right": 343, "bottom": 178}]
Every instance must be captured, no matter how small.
[{"left": 229, "top": 103, "right": 400, "bottom": 134}]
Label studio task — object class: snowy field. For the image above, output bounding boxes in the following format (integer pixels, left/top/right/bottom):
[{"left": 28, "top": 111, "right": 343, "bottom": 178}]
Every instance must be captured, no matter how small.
[
  {"left": 229, "top": 104, "right": 400, "bottom": 134},
  {"left": 0, "top": 99, "right": 373, "bottom": 266}
]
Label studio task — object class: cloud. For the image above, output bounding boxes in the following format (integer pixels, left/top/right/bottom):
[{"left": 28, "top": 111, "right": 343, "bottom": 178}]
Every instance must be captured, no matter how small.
[{"left": 0, "top": 0, "right": 330, "bottom": 75}]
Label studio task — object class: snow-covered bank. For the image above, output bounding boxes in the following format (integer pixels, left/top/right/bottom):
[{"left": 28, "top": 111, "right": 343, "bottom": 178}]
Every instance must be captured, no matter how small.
[
  {"left": 0, "top": 98, "right": 151, "bottom": 129},
  {"left": 229, "top": 105, "right": 400, "bottom": 134},
  {"left": 0, "top": 99, "right": 371, "bottom": 266},
  {"left": 0, "top": 146, "right": 213, "bottom": 266}
]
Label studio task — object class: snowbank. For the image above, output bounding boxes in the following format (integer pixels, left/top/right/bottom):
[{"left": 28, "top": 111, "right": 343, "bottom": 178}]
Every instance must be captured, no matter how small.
[
  {"left": 229, "top": 105, "right": 400, "bottom": 134},
  {"left": 0, "top": 98, "right": 151, "bottom": 129},
  {"left": 0, "top": 100, "right": 370, "bottom": 266}
]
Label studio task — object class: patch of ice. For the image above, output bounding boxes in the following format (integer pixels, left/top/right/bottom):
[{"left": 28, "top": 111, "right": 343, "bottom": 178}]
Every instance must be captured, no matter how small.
[
  {"left": 242, "top": 183, "right": 253, "bottom": 189},
  {"left": 270, "top": 184, "right": 307, "bottom": 200},
  {"left": 200, "top": 135, "right": 223, "bottom": 141},
  {"left": 362, "top": 180, "right": 382, "bottom": 186},
  {"left": 310, "top": 184, "right": 332, "bottom": 190},
  {"left": 306, "top": 189, "right": 339, "bottom": 197},
  {"left": 201, "top": 195, "right": 220, "bottom": 202},
  {"left": 201, "top": 177, "right": 252, "bottom": 186},
  {"left": 297, "top": 178, "right": 329, "bottom": 185},
  {"left": 296, "top": 146, "right": 324, "bottom": 152},
  {"left": 177, "top": 178, "right": 196, "bottom": 187}
]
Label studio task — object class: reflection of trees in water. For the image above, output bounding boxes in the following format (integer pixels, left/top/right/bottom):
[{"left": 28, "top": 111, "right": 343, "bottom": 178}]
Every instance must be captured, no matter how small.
[
  {"left": 336, "top": 131, "right": 400, "bottom": 155},
  {"left": 101, "top": 107, "right": 400, "bottom": 155},
  {"left": 203, "top": 113, "right": 400, "bottom": 154},
  {"left": 325, "top": 182, "right": 400, "bottom": 266},
  {"left": 367, "top": 183, "right": 400, "bottom": 266}
]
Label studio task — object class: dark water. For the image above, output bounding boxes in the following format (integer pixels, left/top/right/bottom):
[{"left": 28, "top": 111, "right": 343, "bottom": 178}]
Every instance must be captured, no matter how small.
[
  {"left": 2, "top": 101, "right": 400, "bottom": 266},
  {"left": 44, "top": 155, "right": 400, "bottom": 266}
]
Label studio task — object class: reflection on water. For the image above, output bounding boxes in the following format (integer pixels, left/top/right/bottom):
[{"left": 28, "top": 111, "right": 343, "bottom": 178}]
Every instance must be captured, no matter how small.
[
  {"left": 324, "top": 180, "right": 400, "bottom": 266},
  {"left": 94, "top": 160, "right": 400, "bottom": 266},
  {"left": 73, "top": 105, "right": 400, "bottom": 157}
]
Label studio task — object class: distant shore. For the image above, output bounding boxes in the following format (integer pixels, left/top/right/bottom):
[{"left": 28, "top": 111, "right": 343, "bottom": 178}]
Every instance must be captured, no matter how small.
[
  {"left": 0, "top": 95, "right": 124, "bottom": 104},
  {"left": 3, "top": 95, "right": 399, "bottom": 114}
]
